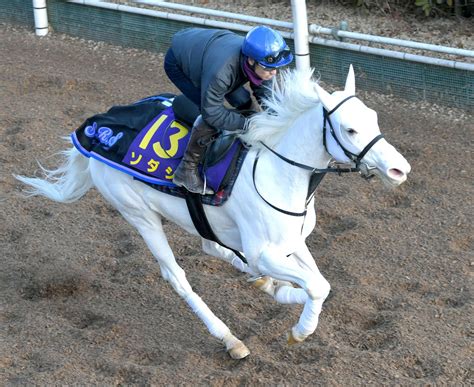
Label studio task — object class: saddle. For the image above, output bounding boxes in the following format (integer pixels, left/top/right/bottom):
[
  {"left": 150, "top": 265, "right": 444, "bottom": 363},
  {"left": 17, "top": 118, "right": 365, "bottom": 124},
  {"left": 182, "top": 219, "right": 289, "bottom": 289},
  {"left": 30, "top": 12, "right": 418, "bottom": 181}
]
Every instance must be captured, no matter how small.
[
  {"left": 71, "top": 93, "right": 248, "bottom": 206},
  {"left": 171, "top": 94, "right": 238, "bottom": 168}
]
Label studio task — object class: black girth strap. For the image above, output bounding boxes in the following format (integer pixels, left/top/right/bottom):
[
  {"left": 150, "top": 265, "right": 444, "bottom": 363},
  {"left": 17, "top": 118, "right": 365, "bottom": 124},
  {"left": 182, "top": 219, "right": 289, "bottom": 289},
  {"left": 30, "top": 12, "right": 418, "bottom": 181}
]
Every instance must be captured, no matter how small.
[{"left": 184, "top": 192, "right": 248, "bottom": 264}]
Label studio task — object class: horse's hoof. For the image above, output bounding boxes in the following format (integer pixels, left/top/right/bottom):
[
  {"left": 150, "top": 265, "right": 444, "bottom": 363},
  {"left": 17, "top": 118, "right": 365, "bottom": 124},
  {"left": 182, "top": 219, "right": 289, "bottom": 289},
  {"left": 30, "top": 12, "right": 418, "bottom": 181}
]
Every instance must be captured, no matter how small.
[
  {"left": 253, "top": 277, "right": 269, "bottom": 289},
  {"left": 287, "top": 330, "right": 304, "bottom": 345},
  {"left": 228, "top": 341, "right": 250, "bottom": 360},
  {"left": 250, "top": 276, "right": 275, "bottom": 296},
  {"left": 248, "top": 275, "right": 266, "bottom": 287}
]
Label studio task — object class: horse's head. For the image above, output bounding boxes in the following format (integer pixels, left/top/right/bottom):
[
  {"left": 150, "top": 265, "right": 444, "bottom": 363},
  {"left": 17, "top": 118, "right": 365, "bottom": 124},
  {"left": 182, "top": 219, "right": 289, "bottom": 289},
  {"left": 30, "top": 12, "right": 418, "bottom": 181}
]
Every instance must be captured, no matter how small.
[{"left": 314, "top": 65, "right": 411, "bottom": 187}]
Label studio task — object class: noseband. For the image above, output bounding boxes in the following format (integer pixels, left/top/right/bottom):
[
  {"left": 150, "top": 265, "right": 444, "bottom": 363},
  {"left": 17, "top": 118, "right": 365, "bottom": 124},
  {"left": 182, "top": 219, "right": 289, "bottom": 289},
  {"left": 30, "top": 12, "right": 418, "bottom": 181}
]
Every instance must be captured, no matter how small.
[{"left": 253, "top": 95, "right": 384, "bottom": 217}]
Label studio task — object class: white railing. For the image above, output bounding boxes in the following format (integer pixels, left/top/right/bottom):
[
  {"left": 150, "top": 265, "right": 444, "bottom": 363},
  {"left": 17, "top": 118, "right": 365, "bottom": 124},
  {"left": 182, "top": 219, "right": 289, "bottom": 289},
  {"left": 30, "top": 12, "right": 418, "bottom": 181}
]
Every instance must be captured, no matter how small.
[
  {"left": 65, "top": 0, "right": 474, "bottom": 71},
  {"left": 132, "top": 0, "right": 474, "bottom": 59}
]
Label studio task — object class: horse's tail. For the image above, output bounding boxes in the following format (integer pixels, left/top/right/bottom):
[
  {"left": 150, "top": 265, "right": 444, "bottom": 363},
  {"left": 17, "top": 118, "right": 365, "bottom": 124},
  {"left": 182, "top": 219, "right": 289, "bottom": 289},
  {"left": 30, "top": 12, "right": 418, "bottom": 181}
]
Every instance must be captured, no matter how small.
[{"left": 14, "top": 142, "right": 93, "bottom": 203}]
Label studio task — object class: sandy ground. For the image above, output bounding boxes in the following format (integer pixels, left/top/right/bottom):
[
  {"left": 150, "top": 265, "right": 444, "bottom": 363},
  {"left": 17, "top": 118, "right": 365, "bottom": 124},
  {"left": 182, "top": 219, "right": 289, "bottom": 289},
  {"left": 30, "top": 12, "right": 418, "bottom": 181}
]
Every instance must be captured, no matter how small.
[{"left": 0, "top": 16, "right": 472, "bottom": 386}]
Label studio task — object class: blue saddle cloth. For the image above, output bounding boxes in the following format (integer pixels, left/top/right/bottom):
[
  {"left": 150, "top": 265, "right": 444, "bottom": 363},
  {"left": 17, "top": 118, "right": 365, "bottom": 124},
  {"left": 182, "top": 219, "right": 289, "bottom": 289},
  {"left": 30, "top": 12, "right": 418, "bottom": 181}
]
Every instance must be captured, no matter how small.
[{"left": 72, "top": 94, "right": 248, "bottom": 206}]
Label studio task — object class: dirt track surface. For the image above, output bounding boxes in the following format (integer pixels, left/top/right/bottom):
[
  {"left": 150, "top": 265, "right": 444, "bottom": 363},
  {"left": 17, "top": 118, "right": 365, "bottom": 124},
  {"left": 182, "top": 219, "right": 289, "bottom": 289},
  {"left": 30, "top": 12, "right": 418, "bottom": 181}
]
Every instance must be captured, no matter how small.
[{"left": 1, "top": 24, "right": 472, "bottom": 385}]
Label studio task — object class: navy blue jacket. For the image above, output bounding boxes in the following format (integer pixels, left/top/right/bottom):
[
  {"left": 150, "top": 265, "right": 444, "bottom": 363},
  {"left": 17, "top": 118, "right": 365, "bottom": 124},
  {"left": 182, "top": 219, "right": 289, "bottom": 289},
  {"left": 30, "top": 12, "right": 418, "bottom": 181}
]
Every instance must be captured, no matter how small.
[{"left": 170, "top": 28, "right": 271, "bottom": 131}]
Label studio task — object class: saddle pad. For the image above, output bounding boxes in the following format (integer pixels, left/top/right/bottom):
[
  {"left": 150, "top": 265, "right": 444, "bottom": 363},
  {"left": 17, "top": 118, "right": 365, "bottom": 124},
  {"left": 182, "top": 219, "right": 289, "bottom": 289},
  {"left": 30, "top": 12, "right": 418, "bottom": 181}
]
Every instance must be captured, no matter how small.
[
  {"left": 71, "top": 95, "right": 248, "bottom": 206},
  {"left": 146, "top": 146, "right": 247, "bottom": 206}
]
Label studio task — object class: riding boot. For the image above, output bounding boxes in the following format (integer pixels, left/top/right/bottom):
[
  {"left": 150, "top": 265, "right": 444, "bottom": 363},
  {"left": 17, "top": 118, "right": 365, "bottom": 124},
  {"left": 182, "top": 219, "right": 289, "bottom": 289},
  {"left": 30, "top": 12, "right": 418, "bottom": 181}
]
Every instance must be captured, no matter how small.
[{"left": 173, "top": 117, "right": 216, "bottom": 195}]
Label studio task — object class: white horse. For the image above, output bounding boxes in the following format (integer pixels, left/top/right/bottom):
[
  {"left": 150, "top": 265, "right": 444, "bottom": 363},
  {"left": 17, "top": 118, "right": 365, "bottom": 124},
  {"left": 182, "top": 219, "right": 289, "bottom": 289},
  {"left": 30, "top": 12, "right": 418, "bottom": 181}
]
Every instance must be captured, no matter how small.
[{"left": 15, "top": 66, "right": 411, "bottom": 359}]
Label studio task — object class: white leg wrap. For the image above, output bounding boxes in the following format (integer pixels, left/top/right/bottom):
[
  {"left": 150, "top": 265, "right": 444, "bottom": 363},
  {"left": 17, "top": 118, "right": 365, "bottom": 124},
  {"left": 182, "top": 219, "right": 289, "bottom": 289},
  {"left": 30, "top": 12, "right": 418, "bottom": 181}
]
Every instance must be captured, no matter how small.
[
  {"left": 294, "top": 298, "right": 323, "bottom": 338},
  {"left": 185, "top": 293, "right": 229, "bottom": 339},
  {"left": 274, "top": 285, "right": 308, "bottom": 304}
]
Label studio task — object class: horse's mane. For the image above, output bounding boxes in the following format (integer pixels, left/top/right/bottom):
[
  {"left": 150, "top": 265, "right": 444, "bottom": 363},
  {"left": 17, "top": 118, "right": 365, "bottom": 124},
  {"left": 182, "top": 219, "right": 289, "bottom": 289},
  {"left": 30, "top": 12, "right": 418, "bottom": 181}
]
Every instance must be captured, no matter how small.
[{"left": 240, "top": 68, "right": 321, "bottom": 148}]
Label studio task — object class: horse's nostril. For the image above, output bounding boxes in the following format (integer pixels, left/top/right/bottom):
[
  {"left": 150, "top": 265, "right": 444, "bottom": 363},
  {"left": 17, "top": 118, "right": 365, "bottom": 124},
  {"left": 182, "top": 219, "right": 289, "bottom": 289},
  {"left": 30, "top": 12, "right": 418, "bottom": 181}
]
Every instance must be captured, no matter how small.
[{"left": 388, "top": 168, "right": 405, "bottom": 180}]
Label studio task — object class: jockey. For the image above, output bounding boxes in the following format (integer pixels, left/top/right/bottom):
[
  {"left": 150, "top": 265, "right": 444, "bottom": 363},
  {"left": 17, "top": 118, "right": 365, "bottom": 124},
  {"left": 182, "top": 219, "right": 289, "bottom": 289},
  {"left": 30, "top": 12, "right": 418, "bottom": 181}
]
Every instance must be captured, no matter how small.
[{"left": 164, "top": 25, "right": 294, "bottom": 195}]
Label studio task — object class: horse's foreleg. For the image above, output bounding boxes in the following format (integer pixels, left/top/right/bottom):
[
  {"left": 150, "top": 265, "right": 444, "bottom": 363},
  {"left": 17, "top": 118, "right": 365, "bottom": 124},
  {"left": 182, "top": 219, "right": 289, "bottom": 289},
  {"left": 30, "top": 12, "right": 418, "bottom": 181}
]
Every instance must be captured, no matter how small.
[
  {"left": 252, "top": 276, "right": 308, "bottom": 304},
  {"left": 134, "top": 222, "right": 250, "bottom": 359},
  {"left": 201, "top": 239, "right": 256, "bottom": 275},
  {"left": 91, "top": 168, "right": 249, "bottom": 359},
  {"left": 201, "top": 240, "right": 306, "bottom": 303},
  {"left": 257, "top": 244, "right": 330, "bottom": 344},
  {"left": 287, "top": 244, "right": 331, "bottom": 343}
]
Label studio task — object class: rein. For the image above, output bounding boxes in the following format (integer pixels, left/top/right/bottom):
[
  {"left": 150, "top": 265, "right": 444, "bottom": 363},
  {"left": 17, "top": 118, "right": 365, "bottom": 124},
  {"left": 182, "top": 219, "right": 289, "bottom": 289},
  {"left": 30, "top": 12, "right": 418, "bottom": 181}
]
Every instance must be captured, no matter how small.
[
  {"left": 260, "top": 142, "right": 359, "bottom": 175},
  {"left": 253, "top": 95, "right": 384, "bottom": 217},
  {"left": 252, "top": 148, "right": 357, "bottom": 217}
]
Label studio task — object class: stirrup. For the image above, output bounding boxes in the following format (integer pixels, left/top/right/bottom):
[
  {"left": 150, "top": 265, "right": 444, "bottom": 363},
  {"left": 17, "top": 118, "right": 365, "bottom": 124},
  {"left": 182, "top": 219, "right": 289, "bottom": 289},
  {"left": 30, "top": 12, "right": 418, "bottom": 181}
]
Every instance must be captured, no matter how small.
[
  {"left": 173, "top": 171, "right": 213, "bottom": 195},
  {"left": 202, "top": 176, "right": 214, "bottom": 195}
]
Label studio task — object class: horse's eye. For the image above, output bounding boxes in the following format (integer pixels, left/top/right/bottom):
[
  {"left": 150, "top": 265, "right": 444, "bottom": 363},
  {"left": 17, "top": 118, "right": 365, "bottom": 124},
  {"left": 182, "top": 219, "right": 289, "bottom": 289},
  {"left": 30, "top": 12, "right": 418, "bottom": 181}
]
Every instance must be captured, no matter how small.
[{"left": 347, "top": 128, "right": 357, "bottom": 135}]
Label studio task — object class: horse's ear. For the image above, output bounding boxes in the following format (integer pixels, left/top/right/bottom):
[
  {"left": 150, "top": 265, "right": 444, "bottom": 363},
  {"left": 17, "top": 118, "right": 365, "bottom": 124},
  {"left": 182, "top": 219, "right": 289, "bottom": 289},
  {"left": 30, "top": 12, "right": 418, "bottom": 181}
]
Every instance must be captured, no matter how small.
[
  {"left": 344, "top": 64, "right": 356, "bottom": 95},
  {"left": 314, "top": 83, "right": 337, "bottom": 111}
]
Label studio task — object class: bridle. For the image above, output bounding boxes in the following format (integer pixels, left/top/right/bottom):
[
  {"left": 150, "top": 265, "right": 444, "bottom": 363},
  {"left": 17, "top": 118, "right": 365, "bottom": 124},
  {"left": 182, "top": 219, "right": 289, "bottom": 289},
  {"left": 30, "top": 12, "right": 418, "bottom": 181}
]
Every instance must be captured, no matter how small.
[
  {"left": 253, "top": 95, "right": 385, "bottom": 217},
  {"left": 323, "top": 95, "right": 384, "bottom": 174}
]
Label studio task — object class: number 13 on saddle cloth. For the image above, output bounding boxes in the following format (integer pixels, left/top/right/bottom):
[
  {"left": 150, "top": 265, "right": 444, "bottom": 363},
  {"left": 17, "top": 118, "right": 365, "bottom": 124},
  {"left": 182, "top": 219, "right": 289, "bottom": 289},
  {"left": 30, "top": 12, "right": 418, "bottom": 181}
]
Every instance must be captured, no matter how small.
[{"left": 71, "top": 95, "right": 247, "bottom": 204}]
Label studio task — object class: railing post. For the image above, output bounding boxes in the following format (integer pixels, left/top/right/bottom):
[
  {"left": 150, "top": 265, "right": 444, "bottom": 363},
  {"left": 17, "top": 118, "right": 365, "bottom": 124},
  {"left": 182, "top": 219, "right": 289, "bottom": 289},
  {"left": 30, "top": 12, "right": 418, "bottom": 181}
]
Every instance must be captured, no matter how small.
[
  {"left": 33, "top": 0, "right": 49, "bottom": 36},
  {"left": 291, "top": 0, "right": 310, "bottom": 71}
]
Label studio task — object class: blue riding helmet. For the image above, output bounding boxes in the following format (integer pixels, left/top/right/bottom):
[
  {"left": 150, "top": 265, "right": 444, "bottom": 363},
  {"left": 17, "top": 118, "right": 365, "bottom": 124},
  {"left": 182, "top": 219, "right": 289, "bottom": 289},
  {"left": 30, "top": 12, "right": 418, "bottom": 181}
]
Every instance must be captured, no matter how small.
[{"left": 242, "top": 25, "right": 294, "bottom": 69}]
